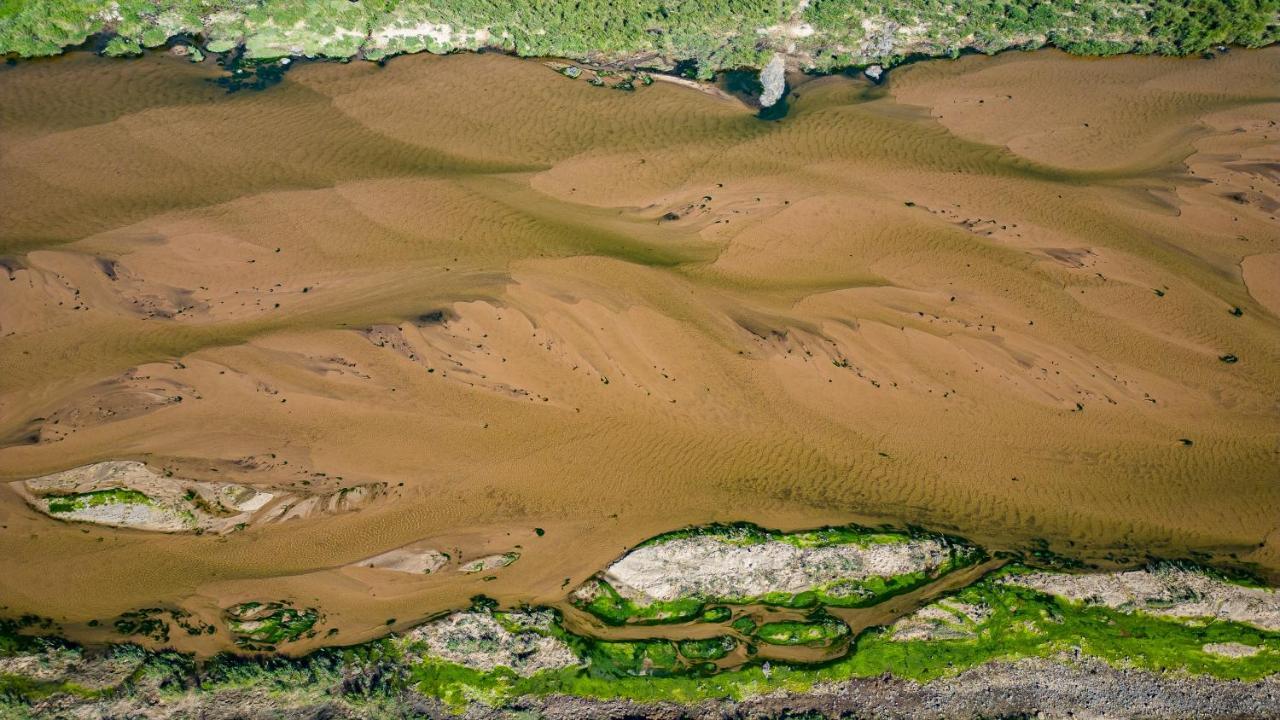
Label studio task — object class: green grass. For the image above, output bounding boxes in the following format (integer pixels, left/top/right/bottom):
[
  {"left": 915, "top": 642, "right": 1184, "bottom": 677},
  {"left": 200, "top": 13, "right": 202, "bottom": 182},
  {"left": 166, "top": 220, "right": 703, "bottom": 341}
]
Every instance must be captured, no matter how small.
[{"left": 45, "top": 488, "right": 153, "bottom": 513}]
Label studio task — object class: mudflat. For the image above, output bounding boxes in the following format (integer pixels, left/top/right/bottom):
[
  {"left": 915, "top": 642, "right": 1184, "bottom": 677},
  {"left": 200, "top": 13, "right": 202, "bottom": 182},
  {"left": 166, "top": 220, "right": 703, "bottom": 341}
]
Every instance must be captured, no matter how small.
[{"left": 1, "top": 47, "right": 1278, "bottom": 655}]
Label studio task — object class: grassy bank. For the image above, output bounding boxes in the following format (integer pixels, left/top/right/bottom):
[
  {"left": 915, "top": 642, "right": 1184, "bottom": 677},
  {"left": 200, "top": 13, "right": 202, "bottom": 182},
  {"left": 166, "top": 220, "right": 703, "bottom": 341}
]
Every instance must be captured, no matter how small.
[{"left": 2, "top": 1, "right": 1276, "bottom": 77}]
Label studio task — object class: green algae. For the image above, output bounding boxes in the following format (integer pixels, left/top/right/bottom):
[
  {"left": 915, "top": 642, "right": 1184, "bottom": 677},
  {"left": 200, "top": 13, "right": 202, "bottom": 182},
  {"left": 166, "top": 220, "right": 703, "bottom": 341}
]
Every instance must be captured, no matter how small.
[
  {"left": 678, "top": 636, "right": 737, "bottom": 660},
  {"left": 225, "top": 601, "right": 321, "bottom": 651},
  {"left": 45, "top": 488, "right": 153, "bottom": 514},
  {"left": 1, "top": 562, "right": 1277, "bottom": 715},
  {"left": 576, "top": 579, "right": 704, "bottom": 626},
  {"left": 755, "top": 615, "right": 851, "bottom": 647},
  {"left": 700, "top": 606, "right": 733, "bottom": 623},
  {"left": 411, "top": 565, "right": 1280, "bottom": 710},
  {"left": 574, "top": 522, "right": 982, "bottom": 625}
]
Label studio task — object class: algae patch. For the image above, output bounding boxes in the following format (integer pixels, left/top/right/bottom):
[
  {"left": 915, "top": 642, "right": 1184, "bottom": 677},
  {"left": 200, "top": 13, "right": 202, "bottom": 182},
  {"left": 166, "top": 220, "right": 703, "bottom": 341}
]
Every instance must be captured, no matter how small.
[
  {"left": 225, "top": 601, "right": 321, "bottom": 651},
  {"left": 571, "top": 522, "right": 980, "bottom": 625},
  {"left": 13, "top": 461, "right": 384, "bottom": 534}
]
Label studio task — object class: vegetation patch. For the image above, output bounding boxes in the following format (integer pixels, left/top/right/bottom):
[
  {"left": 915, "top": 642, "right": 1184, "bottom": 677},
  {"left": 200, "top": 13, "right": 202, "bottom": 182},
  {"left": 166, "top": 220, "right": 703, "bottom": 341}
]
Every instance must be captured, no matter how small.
[
  {"left": 573, "top": 522, "right": 980, "bottom": 624},
  {"left": 701, "top": 606, "right": 733, "bottom": 623},
  {"left": 1, "top": 561, "right": 1278, "bottom": 715},
  {"left": 46, "top": 488, "right": 152, "bottom": 514},
  {"left": 678, "top": 636, "right": 737, "bottom": 660},
  {"left": 755, "top": 616, "right": 851, "bottom": 647},
  {"left": 573, "top": 579, "right": 703, "bottom": 626},
  {"left": 2, "top": 0, "right": 1273, "bottom": 82},
  {"left": 225, "top": 601, "right": 321, "bottom": 651}
]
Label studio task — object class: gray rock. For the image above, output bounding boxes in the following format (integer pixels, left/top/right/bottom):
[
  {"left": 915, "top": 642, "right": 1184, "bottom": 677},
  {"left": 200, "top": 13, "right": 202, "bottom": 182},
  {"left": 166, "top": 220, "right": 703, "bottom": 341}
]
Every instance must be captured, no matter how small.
[{"left": 758, "top": 54, "right": 786, "bottom": 108}]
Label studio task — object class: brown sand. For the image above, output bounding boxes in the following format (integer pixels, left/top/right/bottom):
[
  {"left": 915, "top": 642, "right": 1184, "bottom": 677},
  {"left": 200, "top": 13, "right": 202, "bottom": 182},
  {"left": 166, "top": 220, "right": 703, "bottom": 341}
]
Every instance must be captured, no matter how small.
[{"left": 0, "top": 48, "right": 1277, "bottom": 654}]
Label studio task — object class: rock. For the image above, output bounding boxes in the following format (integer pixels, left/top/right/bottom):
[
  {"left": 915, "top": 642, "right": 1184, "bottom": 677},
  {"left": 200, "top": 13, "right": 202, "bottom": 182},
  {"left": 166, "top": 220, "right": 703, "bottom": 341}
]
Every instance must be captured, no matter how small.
[
  {"left": 865, "top": 64, "right": 884, "bottom": 81},
  {"left": 758, "top": 53, "right": 786, "bottom": 108}
]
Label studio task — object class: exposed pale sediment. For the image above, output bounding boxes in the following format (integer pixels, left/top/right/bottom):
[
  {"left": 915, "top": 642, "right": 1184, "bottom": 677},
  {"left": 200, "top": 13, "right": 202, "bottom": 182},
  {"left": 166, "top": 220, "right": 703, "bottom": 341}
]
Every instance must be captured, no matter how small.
[
  {"left": 458, "top": 552, "right": 520, "bottom": 574},
  {"left": 1205, "top": 642, "right": 1263, "bottom": 658},
  {"left": 1003, "top": 567, "right": 1280, "bottom": 631},
  {"left": 595, "top": 532, "right": 954, "bottom": 605},
  {"left": 889, "top": 598, "right": 991, "bottom": 641},
  {"left": 354, "top": 541, "right": 450, "bottom": 574},
  {"left": 12, "top": 461, "right": 384, "bottom": 534}
]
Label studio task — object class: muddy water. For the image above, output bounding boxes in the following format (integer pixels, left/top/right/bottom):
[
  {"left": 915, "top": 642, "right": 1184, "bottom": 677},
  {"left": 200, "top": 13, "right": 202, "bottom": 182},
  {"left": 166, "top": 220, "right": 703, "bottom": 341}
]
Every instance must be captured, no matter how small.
[{"left": 0, "top": 47, "right": 1278, "bottom": 654}]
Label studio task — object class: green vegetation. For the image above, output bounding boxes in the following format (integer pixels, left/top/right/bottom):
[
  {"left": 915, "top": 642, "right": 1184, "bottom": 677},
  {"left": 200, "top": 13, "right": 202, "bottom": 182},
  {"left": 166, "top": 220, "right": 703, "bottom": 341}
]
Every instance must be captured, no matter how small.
[
  {"left": 803, "top": 0, "right": 1279, "bottom": 65},
  {"left": 700, "top": 606, "right": 733, "bottom": 623},
  {"left": 574, "top": 522, "right": 983, "bottom": 625},
  {"left": 1, "top": 564, "right": 1277, "bottom": 715},
  {"left": 113, "top": 607, "right": 215, "bottom": 643},
  {"left": 409, "top": 566, "right": 1280, "bottom": 710},
  {"left": 575, "top": 579, "right": 704, "bottom": 626},
  {"left": 225, "top": 601, "right": 321, "bottom": 651},
  {"left": 1, "top": 0, "right": 1274, "bottom": 75},
  {"left": 754, "top": 615, "right": 850, "bottom": 647},
  {"left": 45, "top": 488, "right": 152, "bottom": 513},
  {"left": 114, "top": 608, "right": 171, "bottom": 642},
  {"left": 677, "top": 636, "right": 737, "bottom": 660}
]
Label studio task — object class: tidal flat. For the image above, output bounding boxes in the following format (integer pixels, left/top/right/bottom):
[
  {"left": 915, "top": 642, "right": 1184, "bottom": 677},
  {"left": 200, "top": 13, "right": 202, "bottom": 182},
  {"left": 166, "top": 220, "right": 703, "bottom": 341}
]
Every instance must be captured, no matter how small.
[{"left": 0, "top": 41, "right": 1278, "bottom": 718}]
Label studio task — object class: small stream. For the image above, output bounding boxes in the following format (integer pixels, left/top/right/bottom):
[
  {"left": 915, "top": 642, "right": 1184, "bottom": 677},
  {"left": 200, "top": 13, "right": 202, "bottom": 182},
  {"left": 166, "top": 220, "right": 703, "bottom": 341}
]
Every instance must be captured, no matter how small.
[{"left": 554, "top": 557, "right": 1007, "bottom": 668}]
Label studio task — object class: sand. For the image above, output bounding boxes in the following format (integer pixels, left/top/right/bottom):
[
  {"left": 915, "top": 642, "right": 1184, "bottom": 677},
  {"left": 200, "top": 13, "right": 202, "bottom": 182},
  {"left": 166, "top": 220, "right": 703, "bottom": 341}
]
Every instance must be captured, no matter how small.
[{"left": 0, "top": 47, "right": 1277, "bottom": 654}]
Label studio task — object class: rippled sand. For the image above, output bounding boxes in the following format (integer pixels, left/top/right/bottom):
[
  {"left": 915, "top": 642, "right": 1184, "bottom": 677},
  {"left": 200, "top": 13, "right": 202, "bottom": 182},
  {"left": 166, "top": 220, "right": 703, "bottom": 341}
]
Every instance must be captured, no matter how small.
[{"left": 1, "top": 47, "right": 1277, "bottom": 653}]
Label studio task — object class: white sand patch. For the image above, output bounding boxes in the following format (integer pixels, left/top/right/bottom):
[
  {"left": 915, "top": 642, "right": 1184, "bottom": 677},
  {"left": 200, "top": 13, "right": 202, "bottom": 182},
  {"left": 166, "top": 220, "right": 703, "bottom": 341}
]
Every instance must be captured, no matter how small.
[
  {"left": 1004, "top": 568, "right": 1280, "bottom": 631},
  {"left": 357, "top": 541, "right": 449, "bottom": 574},
  {"left": 371, "top": 22, "right": 455, "bottom": 45},
  {"left": 1203, "top": 642, "right": 1262, "bottom": 658},
  {"left": 593, "top": 534, "right": 952, "bottom": 605},
  {"left": 459, "top": 552, "right": 520, "bottom": 574},
  {"left": 890, "top": 598, "right": 992, "bottom": 641}
]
